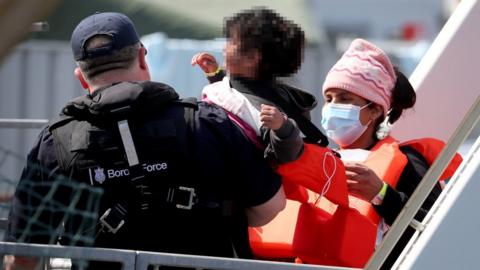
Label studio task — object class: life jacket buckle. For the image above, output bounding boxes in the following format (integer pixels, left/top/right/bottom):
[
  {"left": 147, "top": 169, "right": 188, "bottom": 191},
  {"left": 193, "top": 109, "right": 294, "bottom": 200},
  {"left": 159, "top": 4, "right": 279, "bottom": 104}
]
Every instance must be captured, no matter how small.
[
  {"left": 175, "top": 186, "right": 196, "bottom": 210},
  {"left": 100, "top": 208, "right": 125, "bottom": 234}
]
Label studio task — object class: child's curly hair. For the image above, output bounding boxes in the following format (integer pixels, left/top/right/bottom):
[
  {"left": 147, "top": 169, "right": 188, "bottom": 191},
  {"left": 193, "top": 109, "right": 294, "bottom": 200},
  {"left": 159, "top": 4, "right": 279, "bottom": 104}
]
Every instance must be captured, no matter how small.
[{"left": 224, "top": 7, "right": 305, "bottom": 79}]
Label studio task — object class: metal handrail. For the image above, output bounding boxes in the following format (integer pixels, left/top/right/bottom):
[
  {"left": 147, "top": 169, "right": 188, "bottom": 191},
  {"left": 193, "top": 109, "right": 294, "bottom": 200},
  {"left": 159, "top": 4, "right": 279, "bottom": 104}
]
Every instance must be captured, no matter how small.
[
  {"left": 136, "top": 251, "right": 352, "bottom": 270},
  {"left": 0, "top": 242, "right": 136, "bottom": 269},
  {"left": 0, "top": 119, "right": 48, "bottom": 129},
  {"left": 0, "top": 242, "right": 354, "bottom": 270},
  {"left": 365, "top": 95, "right": 480, "bottom": 269}
]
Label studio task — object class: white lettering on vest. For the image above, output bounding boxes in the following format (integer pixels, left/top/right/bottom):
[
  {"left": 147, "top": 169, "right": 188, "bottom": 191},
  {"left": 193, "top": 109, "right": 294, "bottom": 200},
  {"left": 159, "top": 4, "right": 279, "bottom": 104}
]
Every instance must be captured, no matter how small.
[
  {"left": 142, "top": 162, "right": 168, "bottom": 172},
  {"left": 107, "top": 168, "right": 130, "bottom": 178},
  {"left": 101, "top": 162, "right": 168, "bottom": 179}
]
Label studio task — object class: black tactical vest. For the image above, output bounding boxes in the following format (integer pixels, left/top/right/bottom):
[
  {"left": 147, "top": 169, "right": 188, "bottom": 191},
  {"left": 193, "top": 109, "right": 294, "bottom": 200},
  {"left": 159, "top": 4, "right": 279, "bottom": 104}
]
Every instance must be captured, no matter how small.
[{"left": 49, "top": 82, "right": 239, "bottom": 258}]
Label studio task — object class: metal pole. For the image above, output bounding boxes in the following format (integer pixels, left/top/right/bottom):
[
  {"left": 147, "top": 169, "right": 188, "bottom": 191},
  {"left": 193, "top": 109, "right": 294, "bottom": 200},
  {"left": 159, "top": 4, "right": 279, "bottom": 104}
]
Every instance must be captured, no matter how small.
[
  {"left": 0, "top": 119, "right": 48, "bottom": 129},
  {"left": 365, "top": 95, "right": 480, "bottom": 270}
]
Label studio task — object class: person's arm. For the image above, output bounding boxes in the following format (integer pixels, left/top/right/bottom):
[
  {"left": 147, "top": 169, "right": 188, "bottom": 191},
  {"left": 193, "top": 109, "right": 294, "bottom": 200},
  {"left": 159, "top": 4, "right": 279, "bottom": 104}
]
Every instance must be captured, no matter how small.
[
  {"left": 245, "top": 186, "right": 286, "bottom": 227},
  {"left": 191, "top": 52, "right": 226, "bottom": 84},
  {"left": 260, "top": 104, "right": 304, "bottom": 163},
  {"left": 373, "top": 146, "right": 443, "bottom": 225},
  {"left": 198, "top": 102, "right": 285, "bottom": 226}
]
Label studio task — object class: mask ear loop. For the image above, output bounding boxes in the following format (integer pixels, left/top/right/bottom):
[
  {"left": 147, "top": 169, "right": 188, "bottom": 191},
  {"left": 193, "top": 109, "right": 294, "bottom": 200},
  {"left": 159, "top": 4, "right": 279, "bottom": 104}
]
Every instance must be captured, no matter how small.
[
  {"left": 315, "top": 151, "right": 337, "bottom": 205},
  {"left": 361, "top": 102, "right": 375, "bottom": 128},
  {"left": 360, "top": 101, "right": 373, "bottom": 110}
]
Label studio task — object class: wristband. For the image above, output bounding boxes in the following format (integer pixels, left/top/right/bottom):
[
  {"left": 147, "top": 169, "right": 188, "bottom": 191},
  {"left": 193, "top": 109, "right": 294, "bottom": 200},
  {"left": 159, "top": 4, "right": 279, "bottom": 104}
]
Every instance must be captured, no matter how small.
[
  {"left": 205, "top": 67, "right": 221, "bottom": 77},
  {"left": 371, "top": 182, "right": 388, "bottom": 205}
]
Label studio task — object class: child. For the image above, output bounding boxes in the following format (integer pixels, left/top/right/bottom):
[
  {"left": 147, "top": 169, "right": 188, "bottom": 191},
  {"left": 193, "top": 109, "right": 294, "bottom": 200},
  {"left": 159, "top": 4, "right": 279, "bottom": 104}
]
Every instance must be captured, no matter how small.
[{"left": 192, "top": 7, "right": 328, "bottom": 164}]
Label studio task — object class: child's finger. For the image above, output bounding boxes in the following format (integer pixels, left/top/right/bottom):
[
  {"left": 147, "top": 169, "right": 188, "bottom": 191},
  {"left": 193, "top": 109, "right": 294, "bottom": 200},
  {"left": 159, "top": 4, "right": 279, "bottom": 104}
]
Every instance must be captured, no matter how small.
[
  {"left": 191, "top": 53, "right": 201, "bottom": 66},
  {"left": 260, "top": 115, "right": 273, "bottom": 122},
  {"left": 260, "top": 110, "right": 273, "bottom": 117}
]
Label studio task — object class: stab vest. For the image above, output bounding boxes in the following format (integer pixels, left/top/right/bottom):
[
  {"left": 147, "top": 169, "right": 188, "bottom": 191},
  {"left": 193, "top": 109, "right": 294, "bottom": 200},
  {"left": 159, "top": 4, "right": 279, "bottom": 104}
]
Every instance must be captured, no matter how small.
[{"left": 49, "top": 82, "right": 238, "bottom": 258}]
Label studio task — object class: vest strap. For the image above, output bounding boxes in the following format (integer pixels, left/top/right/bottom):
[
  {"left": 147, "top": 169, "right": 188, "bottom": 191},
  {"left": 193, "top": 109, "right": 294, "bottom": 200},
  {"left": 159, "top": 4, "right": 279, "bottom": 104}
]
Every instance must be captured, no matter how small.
[{"left": 117, "top": 120, "right": 139, "bottom": 166}]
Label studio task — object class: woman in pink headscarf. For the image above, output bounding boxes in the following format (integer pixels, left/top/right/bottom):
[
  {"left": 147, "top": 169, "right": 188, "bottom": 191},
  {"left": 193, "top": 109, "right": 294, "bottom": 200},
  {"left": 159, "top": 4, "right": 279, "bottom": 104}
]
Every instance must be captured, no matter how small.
[{"left": 321, "top": 38, "right": 459, "bottom": 268}]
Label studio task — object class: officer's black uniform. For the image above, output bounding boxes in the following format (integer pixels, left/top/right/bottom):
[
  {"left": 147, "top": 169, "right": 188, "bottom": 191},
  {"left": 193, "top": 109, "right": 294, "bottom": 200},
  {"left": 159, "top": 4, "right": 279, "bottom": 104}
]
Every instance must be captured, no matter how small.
[{"left": 6, "top": 81, "right": 282, "bottom": 269}]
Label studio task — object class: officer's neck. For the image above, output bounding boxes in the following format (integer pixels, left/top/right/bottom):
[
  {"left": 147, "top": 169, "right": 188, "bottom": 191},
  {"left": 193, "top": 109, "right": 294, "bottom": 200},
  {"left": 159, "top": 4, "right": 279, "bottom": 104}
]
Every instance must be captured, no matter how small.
[{"left": 87, "top": 70, "right": 150, "bottom": 95}]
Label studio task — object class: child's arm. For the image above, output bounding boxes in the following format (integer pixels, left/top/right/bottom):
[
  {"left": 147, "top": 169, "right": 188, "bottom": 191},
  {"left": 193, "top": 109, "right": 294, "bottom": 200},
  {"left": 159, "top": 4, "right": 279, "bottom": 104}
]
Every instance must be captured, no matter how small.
[
  {"left": 191, "top": 52, "right": 225, "bottom": 84},
  {"left": 260, "top": 104, "right": 304, "bottom": 163}
]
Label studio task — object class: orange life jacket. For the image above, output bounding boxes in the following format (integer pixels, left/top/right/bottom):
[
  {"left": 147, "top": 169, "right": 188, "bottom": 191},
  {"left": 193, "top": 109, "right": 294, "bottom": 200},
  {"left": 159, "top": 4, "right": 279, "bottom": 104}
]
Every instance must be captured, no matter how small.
[
  {"left": 248, "top": 137, "right": 462, "bottom": 268},
  {"left": 289, "top": 136, "right": 408, "bottom": 267},
  {"left": 345, "top": 136, "right": 408, "bottom": 225},
  {"left": 400, "top": 137, "right": 463, "bottom": 181},
  {"left": 249, "top": 143, "right": 377, "bottom": 268}
]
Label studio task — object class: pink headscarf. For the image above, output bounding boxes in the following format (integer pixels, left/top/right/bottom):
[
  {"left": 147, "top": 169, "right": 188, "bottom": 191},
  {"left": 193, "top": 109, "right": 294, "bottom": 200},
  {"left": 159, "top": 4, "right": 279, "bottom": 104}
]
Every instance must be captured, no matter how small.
[{"left": 322, "top": 38, "right": 396, "bottom": 116}]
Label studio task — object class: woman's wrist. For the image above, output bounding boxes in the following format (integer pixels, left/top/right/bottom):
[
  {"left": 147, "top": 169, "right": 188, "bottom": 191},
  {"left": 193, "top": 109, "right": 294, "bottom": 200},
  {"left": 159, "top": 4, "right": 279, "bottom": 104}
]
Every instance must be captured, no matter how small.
[{"left": 371, "top": 182, "right": 388, "bottom": 205}]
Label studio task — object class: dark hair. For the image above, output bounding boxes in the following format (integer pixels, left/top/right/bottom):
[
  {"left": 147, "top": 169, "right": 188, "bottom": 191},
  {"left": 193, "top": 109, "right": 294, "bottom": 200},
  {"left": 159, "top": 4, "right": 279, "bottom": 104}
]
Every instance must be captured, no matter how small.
[
  {"left": 224, "top": 7, "right": 305, "bottom": 79},
  {"left": 387, "top": 67, "right": 416, "bottom": 124},
  {"left": 371, "top": 67, "right": 416, "bottom": 140}
]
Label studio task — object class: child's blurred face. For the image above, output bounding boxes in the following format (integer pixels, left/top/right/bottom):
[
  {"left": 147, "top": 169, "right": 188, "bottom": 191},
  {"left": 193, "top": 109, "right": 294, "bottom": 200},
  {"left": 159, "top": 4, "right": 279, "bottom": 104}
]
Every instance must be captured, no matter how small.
[
  {"left": 224, "top": 30, "right": 259, "bottom": 78},
  {"left": 224, "top": 32, "right": 243, "bottom": 75}
]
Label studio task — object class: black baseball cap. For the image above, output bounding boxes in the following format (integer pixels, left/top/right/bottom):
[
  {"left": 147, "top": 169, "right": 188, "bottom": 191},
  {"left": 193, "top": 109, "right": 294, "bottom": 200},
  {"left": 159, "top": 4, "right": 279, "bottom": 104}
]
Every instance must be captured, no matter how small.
[{"left": 71, "top": 12, "right": 141, "bottom": 61}]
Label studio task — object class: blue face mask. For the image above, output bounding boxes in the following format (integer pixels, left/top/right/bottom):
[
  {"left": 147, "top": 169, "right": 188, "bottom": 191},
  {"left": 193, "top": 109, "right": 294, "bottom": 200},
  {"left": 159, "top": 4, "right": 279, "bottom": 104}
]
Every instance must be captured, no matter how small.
[{"left": 321, "top": 102, "right": 371, "bottom": 147}]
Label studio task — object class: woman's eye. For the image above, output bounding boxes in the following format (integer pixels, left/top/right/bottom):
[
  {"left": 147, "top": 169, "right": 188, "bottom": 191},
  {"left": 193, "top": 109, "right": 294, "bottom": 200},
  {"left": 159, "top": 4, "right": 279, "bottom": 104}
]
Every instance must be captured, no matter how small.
[{"left": 340, "top": 96, "right": 351, "bottom": 102}]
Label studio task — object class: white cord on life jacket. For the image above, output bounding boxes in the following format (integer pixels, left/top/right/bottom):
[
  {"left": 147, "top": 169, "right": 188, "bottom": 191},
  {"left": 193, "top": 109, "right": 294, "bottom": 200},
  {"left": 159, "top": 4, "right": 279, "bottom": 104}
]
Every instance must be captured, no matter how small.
[{"left": 315, "top": 151, "right": 337, "bottom": 204}]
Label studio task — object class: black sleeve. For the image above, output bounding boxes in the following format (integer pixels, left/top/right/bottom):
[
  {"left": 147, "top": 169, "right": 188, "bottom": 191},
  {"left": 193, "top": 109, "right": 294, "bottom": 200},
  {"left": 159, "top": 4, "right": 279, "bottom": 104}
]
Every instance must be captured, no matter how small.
[
  {"left": 262, "top": 119, "right": 304, "bottom": 164},
  {"left": 196, "top": 102, "right": 282, "bottom": 208},
  {"left": 5, "top": 127, "right": 63, "bottom": 244},
  {"left": 207, "top": 69, "right": 226, "bottom": 84},
  {"left": 373, "top": 146, "right": 443, "bottom": 225}
]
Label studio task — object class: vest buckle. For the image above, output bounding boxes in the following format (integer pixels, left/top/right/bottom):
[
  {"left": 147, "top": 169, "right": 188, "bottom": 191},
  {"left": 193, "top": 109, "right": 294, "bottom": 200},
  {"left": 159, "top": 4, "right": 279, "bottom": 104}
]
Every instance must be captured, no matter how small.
[
  {"left": 167, "top": 186, "right": 196, "bottom": 210},
  {"left": 100, "top": 207, "right": 126, "bottom": 234}
]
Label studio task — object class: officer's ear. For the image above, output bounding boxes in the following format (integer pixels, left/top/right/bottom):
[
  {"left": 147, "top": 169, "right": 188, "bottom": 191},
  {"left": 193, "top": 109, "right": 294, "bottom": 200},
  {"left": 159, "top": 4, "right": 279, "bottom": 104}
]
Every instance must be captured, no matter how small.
[
  {"left": 74, "top": 67, "right": 89, "bottom": 90},
  {"left": 138, "top": 46, "right": 148, "bottom": 71},
  {"left": 137, "top": 46, "right": 150, "bottom": 81}
]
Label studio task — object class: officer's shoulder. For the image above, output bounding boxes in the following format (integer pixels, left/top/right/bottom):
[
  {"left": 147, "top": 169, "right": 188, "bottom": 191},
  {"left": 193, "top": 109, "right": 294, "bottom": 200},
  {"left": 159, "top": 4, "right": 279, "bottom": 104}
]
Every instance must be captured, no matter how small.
[
  {"left": 196, "top": 101, "right": 229, "bottom": 122},
  {"left": 25, "top": 124, "right": 55, "bottom": 161}
]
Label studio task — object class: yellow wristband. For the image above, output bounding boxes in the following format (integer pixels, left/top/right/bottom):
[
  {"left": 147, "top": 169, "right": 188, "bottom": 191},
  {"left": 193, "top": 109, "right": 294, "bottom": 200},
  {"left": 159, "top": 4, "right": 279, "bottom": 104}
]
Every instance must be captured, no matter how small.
[
  {"left": 379, "top": 182, "right": 388, "bottom": 198},
  {"left": 205, "top": 67, "right": 221, "bottom": 77},
  {"left": 371, "top": 182, "right": 388, "bottom": 205}
]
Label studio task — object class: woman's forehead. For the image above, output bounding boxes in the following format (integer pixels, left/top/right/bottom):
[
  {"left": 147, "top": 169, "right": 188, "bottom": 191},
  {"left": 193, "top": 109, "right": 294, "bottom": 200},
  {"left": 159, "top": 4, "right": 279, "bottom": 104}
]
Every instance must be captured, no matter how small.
[
  {"left": 324, "top": 88, "right": 370, "bottom": 103},
  {"left": 325, "top": 88, "right": 358, "bottom": 97}
]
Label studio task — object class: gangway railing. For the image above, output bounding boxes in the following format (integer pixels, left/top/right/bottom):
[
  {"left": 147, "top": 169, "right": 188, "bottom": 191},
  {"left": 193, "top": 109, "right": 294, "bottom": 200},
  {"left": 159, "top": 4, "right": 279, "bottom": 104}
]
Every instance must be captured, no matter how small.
[
  {"left": 0, "top": 242, "right": 355, "bottom": 270},
  {"left": 366, "top": 95, "right": 480, "bottom": 269},
  {"left": 0, "top": 119, "right": 48, "bottom": 129},
  {"left": 0, "top": 242, "right": 135, "bottom": 269}
]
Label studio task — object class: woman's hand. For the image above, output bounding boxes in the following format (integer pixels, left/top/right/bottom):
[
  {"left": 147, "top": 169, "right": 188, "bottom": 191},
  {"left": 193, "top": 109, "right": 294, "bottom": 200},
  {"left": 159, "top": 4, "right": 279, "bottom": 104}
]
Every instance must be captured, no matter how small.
[
  {"left": 191, "top": 52, "right": 219, "bottom": 74},
  {"left": 260, "top": 104, "right": 287, "bottom": 131},
  {"left": 344, "top": 162, "right": 384, "bottom": 201}
]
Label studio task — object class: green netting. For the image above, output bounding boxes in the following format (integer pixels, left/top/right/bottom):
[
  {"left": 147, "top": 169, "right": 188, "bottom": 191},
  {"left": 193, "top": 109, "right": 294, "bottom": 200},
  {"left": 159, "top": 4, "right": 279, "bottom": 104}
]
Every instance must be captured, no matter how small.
[{"left": 0, "top": 146, "right": 103, "bottom": 247}]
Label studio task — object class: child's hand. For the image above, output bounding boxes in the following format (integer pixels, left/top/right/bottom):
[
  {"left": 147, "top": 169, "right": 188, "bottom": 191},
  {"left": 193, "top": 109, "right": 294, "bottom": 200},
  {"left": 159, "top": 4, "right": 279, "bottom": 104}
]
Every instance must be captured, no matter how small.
[
  {"left": 191, "top": 52, "right": 219, "bottom": 74},
  {"left": 260, "top": 104, "right": 287, "bottom": 131}
]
